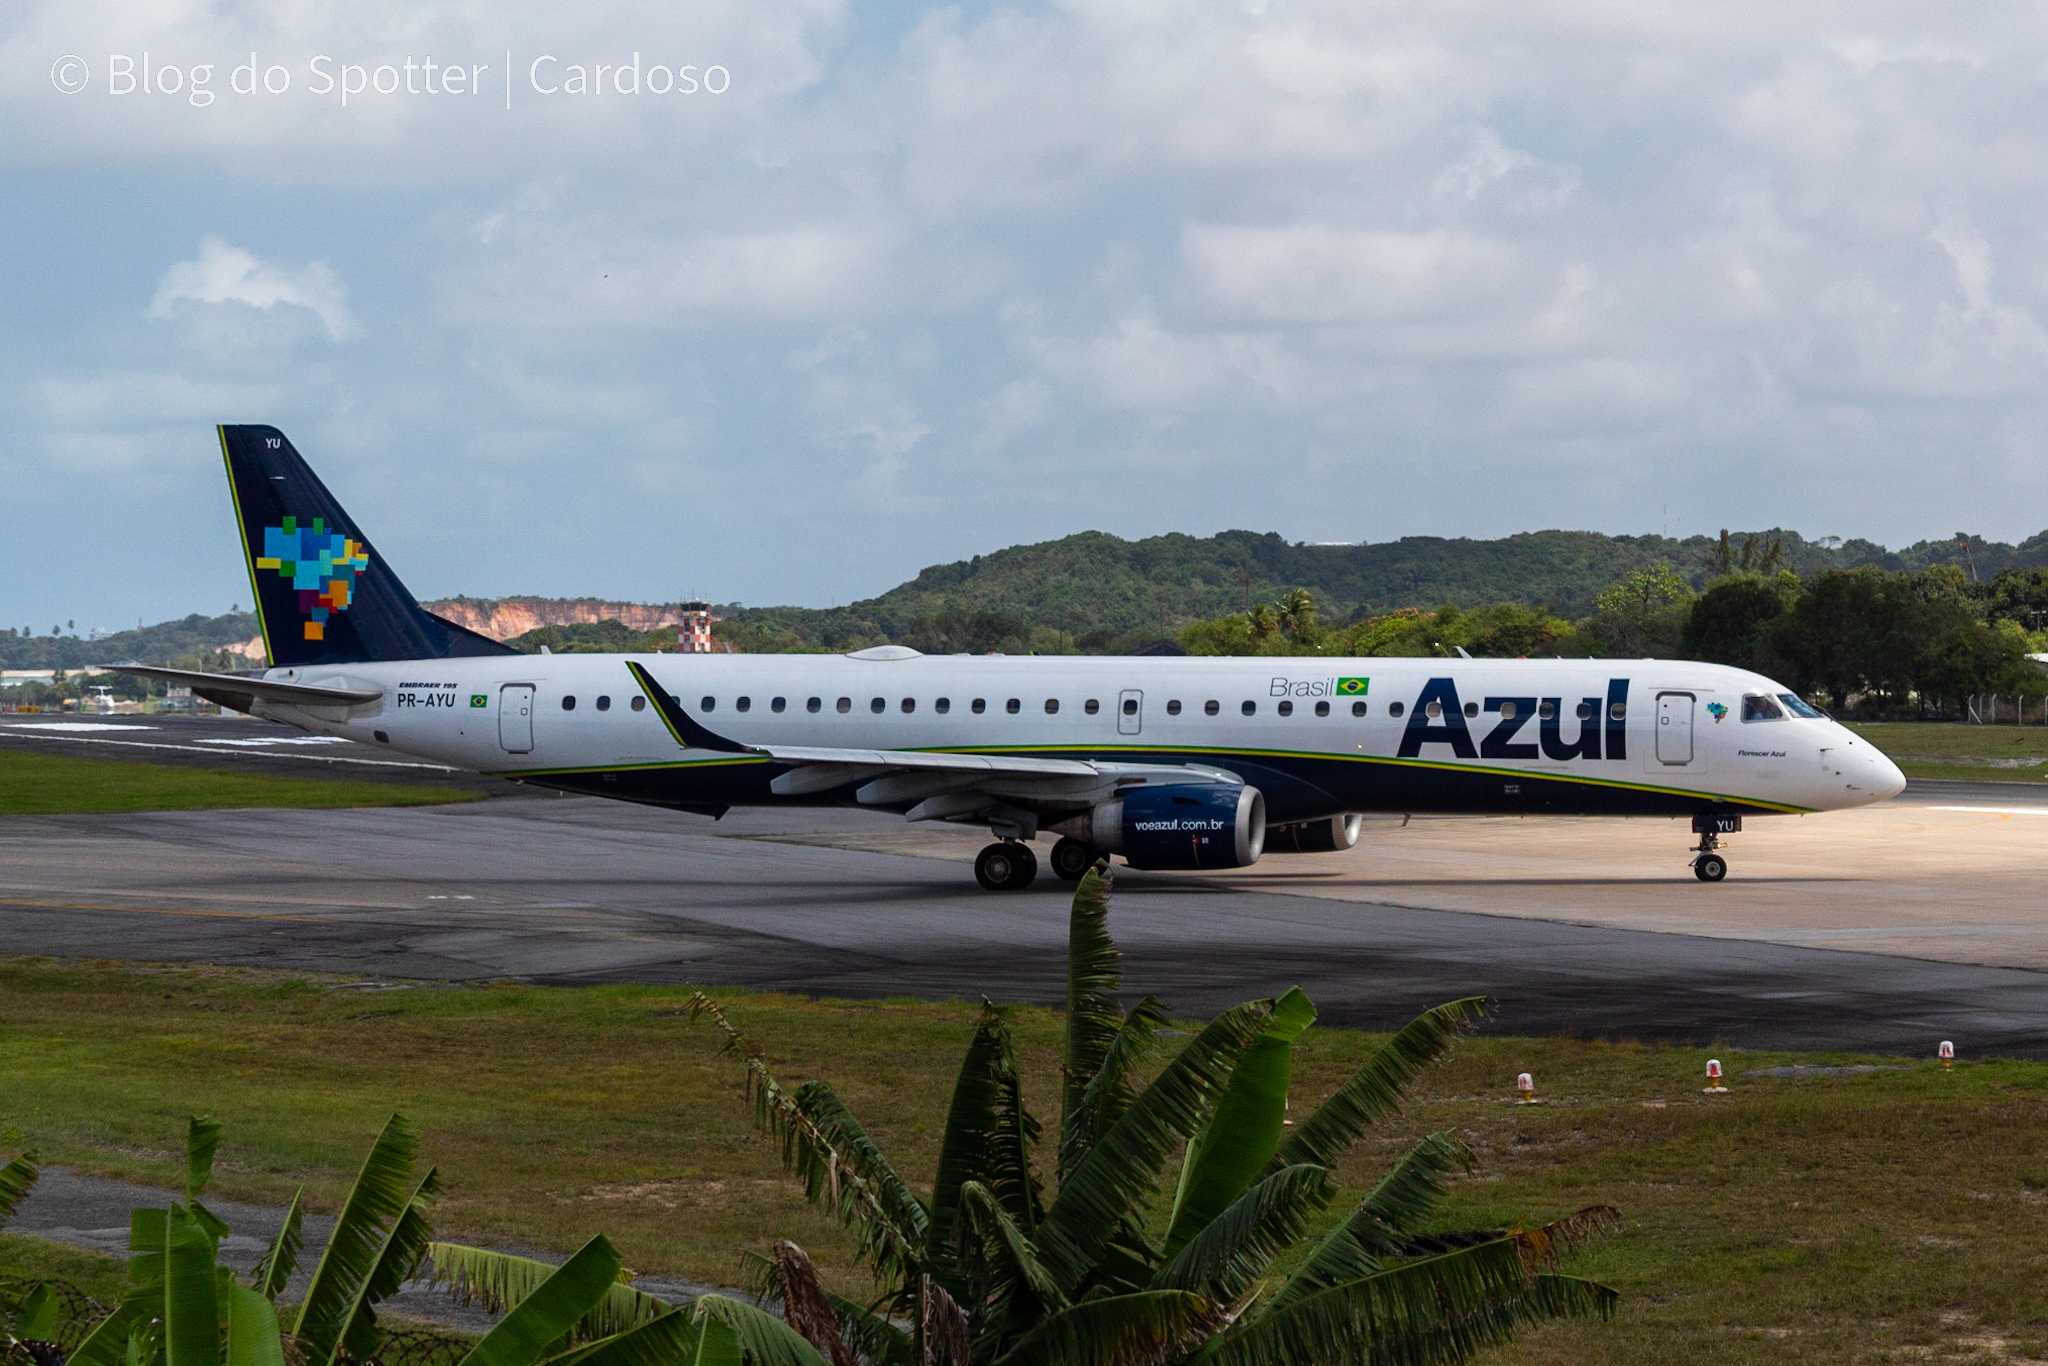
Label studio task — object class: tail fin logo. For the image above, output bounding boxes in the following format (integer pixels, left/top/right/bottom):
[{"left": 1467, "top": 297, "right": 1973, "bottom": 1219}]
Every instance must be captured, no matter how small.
[{"left": 254, "top": 516, "right": 370, "bottom": 641}]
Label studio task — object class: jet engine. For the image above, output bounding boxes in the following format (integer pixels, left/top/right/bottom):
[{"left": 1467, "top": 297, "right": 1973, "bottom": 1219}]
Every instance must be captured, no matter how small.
[
  {"left": 1047, "top": 783, "right": 1266, "bottom": 870},
  {"left": 1263, "top": 813, "right": 1363, "bottom": 854}
]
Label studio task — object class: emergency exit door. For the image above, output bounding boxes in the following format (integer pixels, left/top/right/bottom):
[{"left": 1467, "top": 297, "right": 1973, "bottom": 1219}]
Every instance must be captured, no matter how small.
[
  {"left": 1118, "top": 689, "right": 1143, "bottom": 735},
  {"left": 499, "top": 684, "right": 535, "bottom": 753},
  {"left": 1656, "top": 691, "right": 1694, "bottom": 765}
]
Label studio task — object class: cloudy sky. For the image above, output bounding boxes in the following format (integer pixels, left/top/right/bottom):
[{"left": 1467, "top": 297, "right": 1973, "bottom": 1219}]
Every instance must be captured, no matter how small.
[{"left": 5, "top": 1, "right": 2048, "bottom": 631}]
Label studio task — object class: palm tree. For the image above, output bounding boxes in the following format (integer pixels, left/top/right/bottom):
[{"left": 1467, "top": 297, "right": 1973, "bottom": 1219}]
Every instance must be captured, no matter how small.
[{"left": 696, "top": 866, "right": 1617, "bottom": 1365}]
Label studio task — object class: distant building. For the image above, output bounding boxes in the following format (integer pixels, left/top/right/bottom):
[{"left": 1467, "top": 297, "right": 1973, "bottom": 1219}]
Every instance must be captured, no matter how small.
[{"left": 677, "top": 601, "right": 718, "bottom": 653}]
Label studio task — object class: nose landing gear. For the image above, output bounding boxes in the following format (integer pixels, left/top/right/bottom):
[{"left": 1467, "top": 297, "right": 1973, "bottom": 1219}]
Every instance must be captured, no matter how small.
[
  {"left": 1689, "top": 812, "right": 1738, "bottom": 882},
  {"left": 975, "top": 840, "right": 1039, "bottom": 891}
]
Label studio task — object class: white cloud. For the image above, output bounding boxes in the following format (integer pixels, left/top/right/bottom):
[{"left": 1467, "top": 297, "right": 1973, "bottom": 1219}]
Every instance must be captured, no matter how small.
[{"left": 147, "top": 237, "right": 358, "bottom": 340}]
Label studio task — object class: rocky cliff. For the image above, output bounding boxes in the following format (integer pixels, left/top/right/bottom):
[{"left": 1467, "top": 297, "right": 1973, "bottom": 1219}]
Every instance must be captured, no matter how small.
[{"left": 423, "top": 597, "right": 685, "bottom": 642}]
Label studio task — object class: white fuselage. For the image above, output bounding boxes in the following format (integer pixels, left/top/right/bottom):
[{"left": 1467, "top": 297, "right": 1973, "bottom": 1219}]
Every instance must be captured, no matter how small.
[{"left": 249, "top": 653, "right": 1906, "bottom": 821}]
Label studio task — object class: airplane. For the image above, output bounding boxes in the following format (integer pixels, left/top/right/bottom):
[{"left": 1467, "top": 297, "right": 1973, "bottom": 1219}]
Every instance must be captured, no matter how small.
[{"left": 115, "top": 425, "right": 1908, "bottom": 891}]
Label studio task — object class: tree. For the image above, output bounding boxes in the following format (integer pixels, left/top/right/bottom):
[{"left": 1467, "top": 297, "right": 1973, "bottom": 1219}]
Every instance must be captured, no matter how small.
[
  {"left": 1586, "top": 566, "right": 1692, "bottom": 658},
  {"left": 698, "top": 868, "right": 1618, "bottom": 1366},
  {"left": 1684, "top": 575, "right": 1796, "bottom": 674}
]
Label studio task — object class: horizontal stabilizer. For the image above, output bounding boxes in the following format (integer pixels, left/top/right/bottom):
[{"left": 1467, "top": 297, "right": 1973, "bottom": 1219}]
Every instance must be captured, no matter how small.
[{"left": 108, "top": 664, "right": 383, "bottom": 712}]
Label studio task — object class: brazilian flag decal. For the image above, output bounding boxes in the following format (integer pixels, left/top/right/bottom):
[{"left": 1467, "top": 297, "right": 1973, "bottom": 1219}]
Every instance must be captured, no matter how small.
[{"left": 1337, "top": 677, "right": 1369, "bottom": 696}]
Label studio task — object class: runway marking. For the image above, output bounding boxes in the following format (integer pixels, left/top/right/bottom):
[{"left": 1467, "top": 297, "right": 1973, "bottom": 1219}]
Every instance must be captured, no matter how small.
[
  {"left": 2, "top": 722, "right": 157, "bottom": 733},
  {"left": 0, "top": 730, "right": 458, "bottom": 771},
  {"left": 0, "top": 897, "right": 320, "bottom": 923},
  {"left": 1924, "top": 806, "right": 2048, "bottom": 816},
  {"left": 194, "top": 736, "right": 354, "bottom": 748}
]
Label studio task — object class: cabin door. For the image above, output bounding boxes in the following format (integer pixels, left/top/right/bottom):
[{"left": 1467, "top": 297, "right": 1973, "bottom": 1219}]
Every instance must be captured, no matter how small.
[
  {"left": 1118, "top": 689, "right": 1143, "bottom": 736},
  {"left": 499, "top": 684, "right": 535, "bottom": 753},
  {"left": 1655, "top": 691, "right": 1694, "bottom": 765}
]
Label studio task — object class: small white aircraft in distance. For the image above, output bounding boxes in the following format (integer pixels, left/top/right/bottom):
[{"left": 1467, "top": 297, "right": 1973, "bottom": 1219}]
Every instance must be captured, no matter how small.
[{"left": 117, "top": 426, "right": 1907, "bottom": 891}]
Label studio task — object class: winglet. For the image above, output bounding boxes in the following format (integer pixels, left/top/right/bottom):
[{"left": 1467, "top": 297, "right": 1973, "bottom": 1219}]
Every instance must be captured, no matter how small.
[{"left": 625, "top": 661, "right": 753, "bottom": 754}]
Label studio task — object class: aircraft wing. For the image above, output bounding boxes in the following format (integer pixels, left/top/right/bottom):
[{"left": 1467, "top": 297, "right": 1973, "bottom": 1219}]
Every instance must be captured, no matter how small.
[
  {"left": 624, "top": 661, "right": 1235, "bottom": 824},
  {"left": 106, "top": 664, "right": 384, "bottom": 712}
]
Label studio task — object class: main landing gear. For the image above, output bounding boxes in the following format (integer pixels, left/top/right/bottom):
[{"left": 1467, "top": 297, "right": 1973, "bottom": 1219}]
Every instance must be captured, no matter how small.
[
  {"left": 1690, "top": 831, "right": 1729, "bottom": 882},
  {"left": 975, "top": 840, "right": 1039, "bottom": 891},
  {"left": 1049, "top": 836, "right": 1097, "bottom": 882}
]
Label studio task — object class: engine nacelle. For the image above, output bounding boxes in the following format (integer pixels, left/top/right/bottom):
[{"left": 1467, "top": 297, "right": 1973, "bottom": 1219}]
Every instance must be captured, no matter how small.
[
  {"left": 1049, "top": 783, "right": 1266, "bottom": 870},
  {"left": 1263, "top": 814, "right": 1363, "bottom": 854}
]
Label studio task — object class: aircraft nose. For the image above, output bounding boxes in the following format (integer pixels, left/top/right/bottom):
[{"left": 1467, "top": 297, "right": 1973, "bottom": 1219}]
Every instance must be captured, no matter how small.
[{"left": 1870, "top": 748, "right": 1906, "bottom": 800}]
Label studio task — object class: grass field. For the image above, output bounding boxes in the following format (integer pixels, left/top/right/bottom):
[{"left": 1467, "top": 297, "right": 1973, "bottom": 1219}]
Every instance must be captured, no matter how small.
[
  {"left": 1847, "top": 720, "right": 2048, "bottom": 783},
  {"left": 0, "top": 749, "right": 482, "bottom": 814},
  {"left": 5, "top": 958, "right": 2048, "bottom": 1364}
]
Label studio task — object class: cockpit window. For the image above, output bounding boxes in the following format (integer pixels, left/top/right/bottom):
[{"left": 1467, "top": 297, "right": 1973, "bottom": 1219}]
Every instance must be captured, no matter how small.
[
  {"left": 1777, "top": 693, "right": 1826, "bottom": 719},
  {"left": 1741, "top": 693, "right": 1785, "bottom": 722}
]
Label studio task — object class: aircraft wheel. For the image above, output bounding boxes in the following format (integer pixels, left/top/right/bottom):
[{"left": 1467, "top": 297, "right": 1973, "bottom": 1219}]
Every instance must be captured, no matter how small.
[
  {"left": 1050, "top": 837, "right": 1096, "bottom": 881},
  {"left": 976, "top": 842, "right": 1038, "bottom": 891},
  {"left": 1693, "top": 853, "right": 1728, "bottom": 883}
]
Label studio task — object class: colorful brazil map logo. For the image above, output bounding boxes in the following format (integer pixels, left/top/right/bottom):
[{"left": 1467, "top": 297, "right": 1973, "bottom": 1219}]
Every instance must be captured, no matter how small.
[{"left": 255, "top": 517, "right": 369, "bottom": 641}]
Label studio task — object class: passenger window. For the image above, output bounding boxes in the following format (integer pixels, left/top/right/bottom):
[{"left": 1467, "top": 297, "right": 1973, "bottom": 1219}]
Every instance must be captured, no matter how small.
[
  {"left": 1497, "top": 700, "right": 1516, "bottom": 720},
  {"left": 871, "top": 697, "right": 886, "bottom": 713},
  {"left": 563, "top": 695, "right": 578, "bottom": 711},
  {"left": 1352, "top": 700, "right": 1367, "bottom": 717},
  {"left": 1741, "top": 693, "right": 1785, "bottom": 722},
  {"left": 1425, "top": 701, "right": 1441, "bottom": 719},
  {"left": 1204, "top": 700, "right": 1220, "bottom": 716},
  {"left": 596, "top": 695, "right": 611, "bottom": 712},
  {"left": 836, "top": 697, "right": 851, "bottom": 713},
  {"left": 1389, "top": 702, "right": 1405, "bottom": 717},
  {"left": 1084, "top": 699, "right": 1100, "bottom": 715},
  {"left": 1045, "top": 699, "right": 1059, "bottom": 714},
  {"left": 1166, "top": 699, "right": 1182, "bottom": 715},
  {"left": 736, "top": 696, "right": 751, "bottom": 713},
  {"left": 1006, "top": 698, "right": 1021, "bottom": 714},
  {"left": 631, "top": 696, "right": 646, "bottom": 712},
  {"left": 772, "top": 697, "right": 787, "bottom": 713},
  {"left": 806, "top": 697, "right": 821, "bottom": 713},
  {"left": 1778, "top": 693, "right": 1826, "bottom": 718},
  {"left": 1241, "top": 700, "right": 1256, "bottom": 716},
  {"left": 1278, "top": 700, "right": 1293, "bottom": 717},
  {"left": 1573, "top": 701, "right": 1588, "bottom": 719},
  {"left": 935, "top": 697, "right": 951, "bottom": 714},
  {"left": 700, "top": 696, "right": 714, "bottom": 711},
  {"left": 1463, "top": 702, "right": 1478, "bottom": 718},
  {"left": 1315, "top": 700, "right": 1329, "bottom": 717},
  {"left": 1609, "top": 702, "right": 1627, "bottom": 720},
  {"left": 901, "top": 698, "right": 916, "bottom": 713},
  {"left": 972, "top": 698, "right": 987, "bottom": 714}
]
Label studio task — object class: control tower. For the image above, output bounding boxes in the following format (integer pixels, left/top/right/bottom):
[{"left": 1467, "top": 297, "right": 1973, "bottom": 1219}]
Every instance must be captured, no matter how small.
[{"left": 677, "top": 600, "right": 717, "bottom": 653}]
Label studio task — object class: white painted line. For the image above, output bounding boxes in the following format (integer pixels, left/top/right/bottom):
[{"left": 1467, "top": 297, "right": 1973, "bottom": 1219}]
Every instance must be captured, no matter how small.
[
  {"left": 194, "top": 736, "right": 354, "bottom": 747},
  {"left": 3, "top": 722, "right": 158, "bottom": 733},
  {"left": 0, "top": 730, "right": 458, "bottom": 771},
  {"left": 1923, "top": 805, "right": 2048, "bottom": 816}
]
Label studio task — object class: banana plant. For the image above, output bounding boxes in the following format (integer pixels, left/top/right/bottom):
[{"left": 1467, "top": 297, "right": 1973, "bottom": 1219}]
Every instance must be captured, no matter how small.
[{"left": 699, "top": 865, "right": 1620, "bottom": 1366}]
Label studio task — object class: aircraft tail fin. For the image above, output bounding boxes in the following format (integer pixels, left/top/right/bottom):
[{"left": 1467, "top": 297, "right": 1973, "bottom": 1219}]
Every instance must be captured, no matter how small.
[{"left": 218, "top": 424, "right": 518, "bottom": 667}]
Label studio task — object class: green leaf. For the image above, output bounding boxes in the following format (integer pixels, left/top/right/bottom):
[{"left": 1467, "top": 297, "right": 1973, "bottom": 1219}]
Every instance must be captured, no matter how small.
[
  {"left": 1272, "top": 998, "right": 1486, "bottom": 1175},
  {"left": 823, "top": 1294, "right": 914, "bottom": 1366},
  {"left": 13, "top": 1283, "right": 60, "bottom": 1341},
  {"left": 1266, "top": 1132, "right": 1471, "bottom": 1314},
  {"left": 187, "top": 1115, "right": 225, "bottom": 1201},
  {"left": 1164, "top": 987, "right": 1316, "bottom": 1257},
  {"left": 425, "top": 1244, "right": 669, "bottom": 1345},
  {"left": 992, "top": 1289, "right": 1221, "bottom": 1366},
  {"left": 249, "top": 1188, "right": 304, "bottom": 1302},
  {"left": 456, "top": 1235, "right": 625, "bottom": 1366},
  {"left": 1060, "top": 998, "right": 1168, "bottom": 1183},
  {"left": 547, "top": 1311, "right": 704, "bottom": 1366},
  {"left": 1151, "top": 1164, "right": 1333, "bottom": 1305},
  {"left": 339, "top": 1169, "right": 443, "bottom": 1362},
  {"left": 685, "top": 1314, "right": 742, "bottom": 1366},
  {"left": 787, "top": 1080, "right": 931, "bottom": 1277},
  {"left": 1061, "top": 866, "right": 1124, "bottom": 1175},
  {"left": 66, "top": 1282, "right": 161, "bottom": 1366},
  {"left": 164, "top": 1205, "right": 223, "bottom": 1366},
  {"left": 692, "top": 1295, "right": 828, "bottom": 1366},
  {"left": 1034, "top": 1000, "right": 1272, "bottom": 1296},
  {"left": 929, "top": 1003, "right": 1042, "bottom": 1273},
  {"left": 224, "top": 1285, "right": 286, "bottom": 1366},
  {"left": 0, "top": 1151, "right": 39, "bottom": 1230},
  {"left": 128, "top": 1207, "right": 168, "bottom": 1288},
  {"left": 292, "top": 1113, "right": 420, "bottom": 1366}
]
